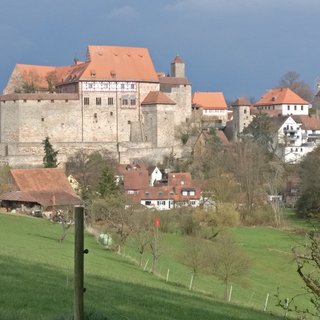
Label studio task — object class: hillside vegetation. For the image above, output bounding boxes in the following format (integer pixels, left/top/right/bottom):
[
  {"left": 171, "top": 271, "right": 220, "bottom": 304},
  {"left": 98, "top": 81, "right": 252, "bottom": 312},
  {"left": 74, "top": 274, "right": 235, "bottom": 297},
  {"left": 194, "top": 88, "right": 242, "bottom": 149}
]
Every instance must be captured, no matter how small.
[{"left": 0, "top": 213, "right": 312, "bottom": 319}]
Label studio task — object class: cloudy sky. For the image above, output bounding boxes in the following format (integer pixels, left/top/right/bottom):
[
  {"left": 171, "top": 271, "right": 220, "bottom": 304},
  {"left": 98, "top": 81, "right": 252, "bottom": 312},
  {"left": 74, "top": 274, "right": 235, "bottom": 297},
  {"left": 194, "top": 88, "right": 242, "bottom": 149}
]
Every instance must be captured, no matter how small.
[{"left": 1, "top": 0, "right": 320, "bottom": 100}]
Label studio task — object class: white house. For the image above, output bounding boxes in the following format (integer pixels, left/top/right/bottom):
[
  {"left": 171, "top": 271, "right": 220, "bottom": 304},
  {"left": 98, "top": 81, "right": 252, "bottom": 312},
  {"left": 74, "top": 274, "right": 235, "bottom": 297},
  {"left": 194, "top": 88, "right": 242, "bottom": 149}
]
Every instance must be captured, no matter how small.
[
  {"left": 149, "top": 166, "right": 163, "bottom": 186},
  {"left": 272, "top": 115, "right": 320, "bottom": 163},
  {"left": 255, "top": 87, "right": 311, "bottom": 116}
]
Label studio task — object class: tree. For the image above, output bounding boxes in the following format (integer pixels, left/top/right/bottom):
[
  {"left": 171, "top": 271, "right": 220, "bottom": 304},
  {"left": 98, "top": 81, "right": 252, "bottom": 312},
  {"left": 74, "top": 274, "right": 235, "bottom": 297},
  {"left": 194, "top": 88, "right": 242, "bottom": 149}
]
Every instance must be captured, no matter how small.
[
  {"left": 242, "top": 113, "right": 276, "bottom": 155},
  {"left": 206, "top": 232, "right": 251, "bottom": 300},
  {"left": 178, "top": 236, "right": 207, "bottom": 290},
  {"left": 278, "top": 71, "right": 314, "bottom": 103},
  {"left": 97, "top": 165, "right": 119, "bottom": 198},
  {"left": 89, "top": 194, "right": 135, "bottom": 254},
  {"left": 226, "top": 140, "right": 269, "bottom": 222},
  {"left": 277, "top": 229, "right": 320, "bottom": 318},
  {"left": 42, "top": 136, "right": 59, "bottom": 168},
  {"left": 296, "top": 146, "right": 320, "bottom": 217},
  {"left": 130, "top": 209, "right": 153, "bottom": 267},
  {"left": 65, "top": 150, "right": 116, "bottom": 200}
]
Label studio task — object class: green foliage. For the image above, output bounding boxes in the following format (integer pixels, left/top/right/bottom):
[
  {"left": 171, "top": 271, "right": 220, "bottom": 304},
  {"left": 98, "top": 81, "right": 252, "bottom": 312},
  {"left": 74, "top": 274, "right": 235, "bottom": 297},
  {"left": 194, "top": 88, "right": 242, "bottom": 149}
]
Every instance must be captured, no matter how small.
[
  {"left": 42, "top": 136, "right": 59, "bottom": 168},
  {"left": 65, "top": 150, "right": 116, "bottom": 201},
  {"left": 242, "top": 113, "right": 274, "bottom": 155},
  {"left": 296, "top": 146, "right": 320, "bottom": 217},
  {"left": 97, "top": 166, "right": 119, "bottom": 198}
]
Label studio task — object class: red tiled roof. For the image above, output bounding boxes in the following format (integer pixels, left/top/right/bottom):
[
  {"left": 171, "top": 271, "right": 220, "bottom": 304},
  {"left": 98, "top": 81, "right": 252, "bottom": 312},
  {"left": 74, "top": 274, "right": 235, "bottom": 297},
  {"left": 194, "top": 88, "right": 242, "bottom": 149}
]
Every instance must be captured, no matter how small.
[
  {"left": 216, "top": 130, "right": 230, "bottom": 145},
  {"left": 168, "top": 172, "right": 192, "bottom": 187},
  {"left": 81, "top": 45, "right": 159, "bottom": 82},
  {"left": 141, "top": 91, "right": 176, "bottom": 105},
  {"left": 192, "top": 92, "right": 227, "bottom": 110},
  {"left": 159, "top": 76, "right": 190, "bottom": 86},
  {"left": 1, "top": 168, "right": 81, "bottom": 207},
  {"left": 120, "top": 164, "right": 149, "bottom": 191},
  {"left": 11, "top": 168, "right": 77, "bottom": 195},
  {"left": 292, "top": 115, "right": 320, "bottom": 130},
  {"left": 255, "top": 88, "right": 309, "bottom": 106},
  {"left": 172, "top": 56, "right": 184, "bottom": 64},
  {"left": 231, "top": 97, "right": 251, "bottom": 107}
]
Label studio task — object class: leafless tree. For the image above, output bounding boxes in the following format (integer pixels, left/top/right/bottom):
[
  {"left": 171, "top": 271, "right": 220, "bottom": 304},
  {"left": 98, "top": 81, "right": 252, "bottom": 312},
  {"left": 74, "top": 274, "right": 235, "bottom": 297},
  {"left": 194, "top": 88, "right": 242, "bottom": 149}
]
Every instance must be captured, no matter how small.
[{"left": 206, "top": 232, "right": 251, "bottom": 300}]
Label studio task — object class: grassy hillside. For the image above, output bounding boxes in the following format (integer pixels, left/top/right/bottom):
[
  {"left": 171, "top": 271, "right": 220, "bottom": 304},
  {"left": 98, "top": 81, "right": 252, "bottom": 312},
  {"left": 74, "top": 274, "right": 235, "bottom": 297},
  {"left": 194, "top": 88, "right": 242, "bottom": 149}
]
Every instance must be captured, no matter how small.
[{"left": 0, "top": 213, "right": 310, "bottom": 319}]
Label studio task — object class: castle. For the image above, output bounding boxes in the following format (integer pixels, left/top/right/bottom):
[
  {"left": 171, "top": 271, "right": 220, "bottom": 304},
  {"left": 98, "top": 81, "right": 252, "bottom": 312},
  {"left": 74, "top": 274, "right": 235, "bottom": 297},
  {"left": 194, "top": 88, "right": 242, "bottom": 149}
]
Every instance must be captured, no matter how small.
[{"left": 0, "top": 45, "right": 192, "bottom": 167}]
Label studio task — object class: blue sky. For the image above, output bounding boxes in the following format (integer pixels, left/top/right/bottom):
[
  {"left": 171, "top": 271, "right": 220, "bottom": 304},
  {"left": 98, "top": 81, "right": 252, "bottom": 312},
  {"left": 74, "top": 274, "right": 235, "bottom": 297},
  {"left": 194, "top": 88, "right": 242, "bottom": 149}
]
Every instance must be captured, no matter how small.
[{"left": 1, "top": 0, "right": 320, "bottom": 101}]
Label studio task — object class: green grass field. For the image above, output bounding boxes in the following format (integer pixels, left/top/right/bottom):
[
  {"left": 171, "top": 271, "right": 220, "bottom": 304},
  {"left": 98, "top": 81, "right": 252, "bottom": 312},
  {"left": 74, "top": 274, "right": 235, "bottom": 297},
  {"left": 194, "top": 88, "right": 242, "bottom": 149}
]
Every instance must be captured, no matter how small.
[{"left": 0, "top": 212, "right": 314, "bottom": 319}]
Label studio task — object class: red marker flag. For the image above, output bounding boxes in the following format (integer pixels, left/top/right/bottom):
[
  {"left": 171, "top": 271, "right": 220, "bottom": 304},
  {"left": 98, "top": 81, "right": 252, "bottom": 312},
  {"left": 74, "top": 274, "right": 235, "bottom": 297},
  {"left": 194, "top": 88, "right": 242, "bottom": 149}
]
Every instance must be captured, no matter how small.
[{"left": 155, "top": 216, "right": 160, "bottom": 228}]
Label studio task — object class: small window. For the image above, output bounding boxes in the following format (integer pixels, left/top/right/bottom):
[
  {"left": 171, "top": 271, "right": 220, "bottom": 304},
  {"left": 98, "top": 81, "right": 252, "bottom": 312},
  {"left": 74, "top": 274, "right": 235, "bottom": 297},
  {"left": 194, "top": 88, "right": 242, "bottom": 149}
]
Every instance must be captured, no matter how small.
[
  {"left": 41, "top": 117, "right": 44, "bottom": 122},
  {"left": 287, "top": 105, "right": 290, "bottom": 110},
  {"left": 121, "top": 84, "right": 125, "bottom": 90},
  {"left": 131, "top": 83, "right": 135, "bottom": 90},
  {"left": 37, "top": 99, "right": 41, "bottom": 102},
  {"left": 244, "top": 109, "right": 247, "bottom": 114},
  {"left": 110, "top": 112, "right": 113, "bottom": 116},
  {"left": 94, "top": 113, "right": 97, "bottom": 119},
  {"left": 301, "top": 105, "right": 304, "bottom": 111},
  {"left": 108, "top": 97, "right": 113, "bottom": 105},
  {"left": 84, "top": 97, "right": 89, "bottom": 105},
  {"left": 23, "top": 99, "right": 27, "bottom": 103},
  {"left": 145, "top": 200, "right": 151, "bottom": 205},
  {"left": 51, "top": 100, "right": 54, "bottom": 103},
  {"left": 65, "top": 99, "right": 68, "bottom": 103},
  {"left": 294, "top": 105, "right": 297, "bottom": 111},
  {"left": 128, "top": 120, "right": 131, "bottom": 124},
  {"left": 122, "top": 98, "right": 128, "bottom": 106},
  {"left": 96, "top": 97, "right": 101, "bottom": 105},
  {"left": 130, "top": 99, "right": 136, "bottom": 106}
]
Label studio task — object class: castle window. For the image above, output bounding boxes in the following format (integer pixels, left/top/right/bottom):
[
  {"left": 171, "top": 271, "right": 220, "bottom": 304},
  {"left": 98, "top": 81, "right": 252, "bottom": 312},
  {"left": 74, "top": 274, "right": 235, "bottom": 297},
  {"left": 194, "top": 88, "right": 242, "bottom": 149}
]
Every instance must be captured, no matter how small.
[
  {"left": 122, "top": 98, "right": 128, "bottom": 106},
  {"left": 96, "top": 97, "right": 101, "bottom": 105},
  {"left": 94, "top": 113, "right": 97, "bottom": 118},
  {"left": 110, "top": 112, "right": 113, "bottom": 116},
  {"left": 244, "top": 109, "right": 247, "bottom": 114},
  {"left": 108, "top": 97, "right": 113, "bottom": 105},
  {"left": 294, "top": 105, "right": 297, "bottom": 111},
  {"left": 301, "top": 105, "right": 304, "bottom": 111},
  {"left": 23, "top": 99, "right": 27, "bottom": 103},
  {"left": 84, "top": 97, "right": 89, "bottom": 105},
  {"left": 128, "top": 120, "right": 131, "bottom": 124},
  {"left": 130, "top": 99, "right": 136, "bottom": 106},
  {"left": 131, "top": 83, "right": 135, "bottom": 90},
  {"left": 51, "top": 100, "right": 54, "bottom": 103},
  {"left": 37, "top": 99, "right": 41, "bottom": 102},
  {"left": 121, "top": 83, "right": 125, "bottom": 90},
  {"left": 41, "top": 117, "right": 44, "bottom": 122},
  {"left": 65, "top": 99, "right": 68, "bottom": 103}
]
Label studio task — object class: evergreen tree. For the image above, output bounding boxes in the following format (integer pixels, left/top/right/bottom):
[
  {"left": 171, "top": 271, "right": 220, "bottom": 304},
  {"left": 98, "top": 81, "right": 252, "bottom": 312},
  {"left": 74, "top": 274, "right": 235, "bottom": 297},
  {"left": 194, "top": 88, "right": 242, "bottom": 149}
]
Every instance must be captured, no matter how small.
[
  {"left": 42, "top": 136, "right": 59, "bottom": 168},
  {"left": 97, "top": 165, "right": 118, "bottom": 198}
]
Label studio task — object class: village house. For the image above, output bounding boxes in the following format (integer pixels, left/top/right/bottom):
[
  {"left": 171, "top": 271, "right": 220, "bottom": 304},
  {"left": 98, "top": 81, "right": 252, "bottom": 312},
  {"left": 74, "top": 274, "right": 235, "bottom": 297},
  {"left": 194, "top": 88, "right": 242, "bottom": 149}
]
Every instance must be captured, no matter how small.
[
  {"left": 117, "top": 163, "right": 201, "bottom": 210},
  {"left": 192, "top": 91, "right": 228, "bottom": 128},
  {"left": 0, "top": 168, "right": 81, "bottom": 215},
  {"left": 231, "top": 87, "right": 320, "bottom": 162}
]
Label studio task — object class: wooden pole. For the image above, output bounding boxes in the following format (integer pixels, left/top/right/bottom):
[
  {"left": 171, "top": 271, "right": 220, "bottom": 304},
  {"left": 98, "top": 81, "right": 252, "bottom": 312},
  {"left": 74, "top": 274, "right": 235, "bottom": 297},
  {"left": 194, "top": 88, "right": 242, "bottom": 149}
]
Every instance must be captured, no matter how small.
[
  {"left": 74, "top": 206, "right": 84, "bottom": 320},
  {"left": 264, "top": 293, "right": 269, "bottom": 312}
]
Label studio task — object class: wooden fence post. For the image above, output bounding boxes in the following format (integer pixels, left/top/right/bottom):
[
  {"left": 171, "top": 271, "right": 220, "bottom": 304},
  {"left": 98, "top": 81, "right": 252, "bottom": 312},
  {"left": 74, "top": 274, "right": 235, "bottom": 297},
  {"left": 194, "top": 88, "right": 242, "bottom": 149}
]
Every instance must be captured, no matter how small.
[{"left": 74, "top": 206, "right": 85, "bottom": 320}]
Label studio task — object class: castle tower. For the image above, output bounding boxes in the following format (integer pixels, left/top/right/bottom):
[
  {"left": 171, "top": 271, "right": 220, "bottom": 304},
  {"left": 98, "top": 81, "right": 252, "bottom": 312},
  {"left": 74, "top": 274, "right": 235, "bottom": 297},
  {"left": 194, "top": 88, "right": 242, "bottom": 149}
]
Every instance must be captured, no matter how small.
[
  {"left": 171, "top": 56, "right": 185, "bottom": 78},
  {"left": 231, "top": 97, "right": 252, "bottom": 141}
]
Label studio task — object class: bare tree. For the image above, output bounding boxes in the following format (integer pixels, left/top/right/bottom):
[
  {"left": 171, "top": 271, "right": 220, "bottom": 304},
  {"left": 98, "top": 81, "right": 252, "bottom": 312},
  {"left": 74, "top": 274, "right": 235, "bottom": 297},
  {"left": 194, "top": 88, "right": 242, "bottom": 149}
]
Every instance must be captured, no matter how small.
[
  {"left": 206, "top": 232, "right": 251, "bottom": 300},
  {"left": 277, "top": 229, "right": 320, "bottom": 317},
  {"left": 130, "top": 209, "right": 153, "bottom": 267},
  {"left": 278, "top": 71, "right": 314, "bottom": 103},
  {"left": 178, "top": 236, "right": 207, "bottom": 290}
]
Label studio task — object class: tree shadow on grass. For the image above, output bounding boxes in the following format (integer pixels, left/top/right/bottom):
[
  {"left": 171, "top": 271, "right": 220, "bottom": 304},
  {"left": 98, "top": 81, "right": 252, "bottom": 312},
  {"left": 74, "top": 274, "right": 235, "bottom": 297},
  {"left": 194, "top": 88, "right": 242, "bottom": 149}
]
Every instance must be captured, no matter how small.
[{"left": 0, "top": 255, "right": 282, "bottom": 320}]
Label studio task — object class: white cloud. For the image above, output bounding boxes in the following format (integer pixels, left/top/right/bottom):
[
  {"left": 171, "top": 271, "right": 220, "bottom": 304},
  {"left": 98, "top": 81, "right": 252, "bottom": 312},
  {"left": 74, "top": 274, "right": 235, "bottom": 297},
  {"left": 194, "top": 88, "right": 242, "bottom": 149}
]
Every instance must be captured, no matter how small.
[{"left": 107, "top": 5, "right": 140, "bottom": 20}]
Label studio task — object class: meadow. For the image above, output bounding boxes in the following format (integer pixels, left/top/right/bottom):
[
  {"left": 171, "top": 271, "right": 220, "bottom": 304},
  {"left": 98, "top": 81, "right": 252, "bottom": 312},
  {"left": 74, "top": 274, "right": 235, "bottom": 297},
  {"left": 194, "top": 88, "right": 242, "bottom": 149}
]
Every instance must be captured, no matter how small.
[{"left": 0, "top": 212, "right": 314, "bottom": 319}]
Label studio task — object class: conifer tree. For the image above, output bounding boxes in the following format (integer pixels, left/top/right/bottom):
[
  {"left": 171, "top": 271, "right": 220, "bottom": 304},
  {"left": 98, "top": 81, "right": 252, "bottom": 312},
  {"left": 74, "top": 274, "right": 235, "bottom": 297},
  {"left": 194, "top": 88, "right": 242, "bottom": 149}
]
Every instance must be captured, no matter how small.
[{"left": 42, "top": 136, "right": 59, "bottom": 168}]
